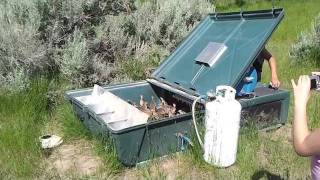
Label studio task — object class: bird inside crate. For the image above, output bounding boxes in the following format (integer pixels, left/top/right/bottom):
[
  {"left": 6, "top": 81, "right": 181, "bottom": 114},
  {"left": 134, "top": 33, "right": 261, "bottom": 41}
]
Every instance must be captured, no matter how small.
[{"left": 133, "top": 95, "right": 185, "bottom": 121}]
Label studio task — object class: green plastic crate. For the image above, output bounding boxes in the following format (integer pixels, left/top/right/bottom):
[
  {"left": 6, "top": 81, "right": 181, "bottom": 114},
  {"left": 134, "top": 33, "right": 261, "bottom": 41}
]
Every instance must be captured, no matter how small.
[
  {"left": 66, "top": 81, "right": 289, "bottom": 166},
  {"left": 65, "top": 8, "right": 290, "bottom": 166}
]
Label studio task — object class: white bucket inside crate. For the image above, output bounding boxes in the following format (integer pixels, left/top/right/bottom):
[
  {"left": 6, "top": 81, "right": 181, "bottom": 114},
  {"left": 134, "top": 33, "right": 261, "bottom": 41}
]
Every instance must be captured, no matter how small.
[{"left": 75, "top": 85, "right": 149, "bottom": 131}]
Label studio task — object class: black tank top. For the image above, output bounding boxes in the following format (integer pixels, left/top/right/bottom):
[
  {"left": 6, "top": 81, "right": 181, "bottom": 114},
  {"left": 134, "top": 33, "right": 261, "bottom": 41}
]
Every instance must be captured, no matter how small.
[
  {"left": 253, "top": 53, "right": 264, "bottom": 73},
  {"left": 253, "top": 53, "right": 264, "bottom": 82}
]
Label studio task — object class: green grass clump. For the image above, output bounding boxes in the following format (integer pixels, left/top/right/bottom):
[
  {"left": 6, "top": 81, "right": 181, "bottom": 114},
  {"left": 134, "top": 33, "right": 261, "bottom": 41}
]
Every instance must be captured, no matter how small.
[
  {"left": 93, "top": 137, "right": 124, "bottom": 175},
  {"left": 53, "top": 103, "right": 91, "bottom": 140},
  {"left": 0, "top": 79, "right": 49, "bottom": 178}
]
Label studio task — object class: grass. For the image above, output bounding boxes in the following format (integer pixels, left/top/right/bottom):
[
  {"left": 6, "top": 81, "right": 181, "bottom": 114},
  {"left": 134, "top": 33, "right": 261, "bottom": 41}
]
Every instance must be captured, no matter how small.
[
  {"left": 0, "top": 78, "right": 122, "bottom": 178},
  {"left": 0, "top": 79, "right": 49, "bottom": 179},
  {"left": 51, "top": 103, "right": 92, "bottom": 140},
  {"left": 0, "top": 0, "right": 320, "bottom": 179}
]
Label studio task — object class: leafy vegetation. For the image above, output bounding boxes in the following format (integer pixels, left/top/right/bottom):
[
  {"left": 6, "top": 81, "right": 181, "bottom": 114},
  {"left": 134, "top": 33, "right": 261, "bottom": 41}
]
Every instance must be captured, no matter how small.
[
  {"left": 290, "top": 14, "right": 320, "bottom": 65},
  {"left": 0, "top": 0, "right": 212, "bottom": 90},
  {"left": 0, "top": 0, "right": 320, "bottom": 179}
]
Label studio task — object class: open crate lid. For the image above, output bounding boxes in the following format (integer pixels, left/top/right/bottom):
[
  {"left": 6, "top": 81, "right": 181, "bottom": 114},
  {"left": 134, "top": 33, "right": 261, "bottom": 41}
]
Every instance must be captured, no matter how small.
[{"left": 151, "top": 8, "right": 284, "bottom": 96}]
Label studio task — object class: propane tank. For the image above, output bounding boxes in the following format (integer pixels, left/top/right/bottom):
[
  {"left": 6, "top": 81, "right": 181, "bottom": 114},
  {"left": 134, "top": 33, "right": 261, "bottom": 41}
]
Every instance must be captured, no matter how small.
[{"left": 203, "top": 85, "right": 241, "bottom": 167}]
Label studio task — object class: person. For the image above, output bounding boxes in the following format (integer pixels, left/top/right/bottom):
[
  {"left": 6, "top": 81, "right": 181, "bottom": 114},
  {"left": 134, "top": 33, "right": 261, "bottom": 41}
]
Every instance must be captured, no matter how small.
[
  {"left": 253, "top": 48, "right": 280, "bottom": 88},
  {"left": 291, "top": 75, "right": 320, "bottom": 179}
]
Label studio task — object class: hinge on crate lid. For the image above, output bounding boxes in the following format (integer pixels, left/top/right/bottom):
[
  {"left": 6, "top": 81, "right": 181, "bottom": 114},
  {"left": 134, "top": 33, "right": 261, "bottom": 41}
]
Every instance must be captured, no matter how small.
[{"left": 146, "top": 78, "right": 199, "bottom": 101}]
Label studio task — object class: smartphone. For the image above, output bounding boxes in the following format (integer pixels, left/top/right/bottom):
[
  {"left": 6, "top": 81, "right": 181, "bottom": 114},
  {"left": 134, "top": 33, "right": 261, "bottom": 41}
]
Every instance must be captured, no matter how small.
[{"left": 310, "top": 75, "right": 319, "bottom": 90}]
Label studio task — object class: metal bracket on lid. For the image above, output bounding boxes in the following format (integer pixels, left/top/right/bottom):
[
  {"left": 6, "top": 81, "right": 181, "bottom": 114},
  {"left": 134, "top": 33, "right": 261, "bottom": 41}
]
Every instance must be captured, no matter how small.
[
  {"left": 272, "top": 0, "right": 275, "bottom": 9},
  {"left": 271, "top": 0, "right": 276, "bottom": 17},
  {"left": 240, "top": 7, "right": 244, "bottom": 19},
  {"left": 195, "top": 42, "right": 227, "bottom": 67}
]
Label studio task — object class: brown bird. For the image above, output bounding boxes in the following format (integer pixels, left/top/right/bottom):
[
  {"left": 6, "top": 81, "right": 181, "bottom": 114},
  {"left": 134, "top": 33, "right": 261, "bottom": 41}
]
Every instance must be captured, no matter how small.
[
  {"left": 150, "top": 110, "right": 159, "bottom": 120},
  {"left": 171, "top": 103, "right": 177, "bottom": 115},
  {"left": 160, "top": 97, "right": 172, "bottom": 114},
  {"left": 156, "top": 106, "right": 167, "bottom": 118},
  {"left": 141, "top": 102, "right": 150, "bottom": 114},
  {"left": 138, "top": 95, "right": 150, "bottom": 114},
  {"left": 168, "top": 104, "right": 176, "bottom": 118},
  {"left": 160, "top": 97, "right": 167, "bottom": 107},
  {"left": 149, "top": 96, "right": 157, "bottom": 112},
  {"left": 140, "top": 95, "right": 145, "bottom": 107}
]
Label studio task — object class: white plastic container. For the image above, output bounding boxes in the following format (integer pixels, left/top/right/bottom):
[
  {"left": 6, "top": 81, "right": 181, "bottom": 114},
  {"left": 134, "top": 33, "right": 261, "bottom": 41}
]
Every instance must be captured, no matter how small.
[{"left": 203, "top": 85, "right": 241, "bottom": 167}]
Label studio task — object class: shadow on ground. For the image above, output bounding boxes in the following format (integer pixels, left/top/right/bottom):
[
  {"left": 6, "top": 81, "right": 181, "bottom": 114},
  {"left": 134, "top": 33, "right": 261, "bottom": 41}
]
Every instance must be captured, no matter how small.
[{"left": 251, "top": 169, "right": 287, "bottom": 180}]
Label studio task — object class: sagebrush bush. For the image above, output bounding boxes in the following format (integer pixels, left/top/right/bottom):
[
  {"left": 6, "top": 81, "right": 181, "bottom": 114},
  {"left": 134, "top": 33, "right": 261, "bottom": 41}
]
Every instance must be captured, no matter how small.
[
  {"left": 45, "top": 0, "right": 213, "bottom": 85},
  {"left": 37, "top": 0, "right": 133, "bottom": 87},
  {"left": 0, "top": 0, "right": 47, "bottom": 91},
  {"left": 213, "top": 0, "right": 264, "bottom": 8},
  {"left": 103, "top": 0, "right": 213, "bottom": 80},
  {"left": 0, "top": 0, "right": 213, "bottom": 90},
  {"left": 290, "top": 14, "right": 320, "bottom": 64},
  {"left": 55, "top": 29, "right": 90, "bottom": 87},
  {"left": 0, "top": 0, "right": 136, "bottom": 89}
]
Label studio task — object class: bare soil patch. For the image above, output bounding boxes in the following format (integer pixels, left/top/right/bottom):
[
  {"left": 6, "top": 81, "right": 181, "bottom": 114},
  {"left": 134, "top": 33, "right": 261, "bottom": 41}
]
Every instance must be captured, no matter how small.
[{"left": 46, "top": 139, "right": 103, "bottom": 177}]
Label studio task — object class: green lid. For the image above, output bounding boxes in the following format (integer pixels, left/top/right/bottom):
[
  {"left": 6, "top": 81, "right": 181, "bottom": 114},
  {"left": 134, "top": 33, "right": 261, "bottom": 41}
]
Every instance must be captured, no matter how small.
[{"left": 151, "top": 8, "right": 284, "bottom": 96}]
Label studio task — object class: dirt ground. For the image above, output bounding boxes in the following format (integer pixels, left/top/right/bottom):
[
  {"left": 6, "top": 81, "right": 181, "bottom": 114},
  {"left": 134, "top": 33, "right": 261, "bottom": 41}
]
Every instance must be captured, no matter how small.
[
  {"left": 41, "top": 124, "right": 305, "bottom": 179},
  {"left": 44, "top": 139, "right": 103, "bottom": 178},
  {"left": 42, "top": 139, "right": 211, "bottom": 179}
]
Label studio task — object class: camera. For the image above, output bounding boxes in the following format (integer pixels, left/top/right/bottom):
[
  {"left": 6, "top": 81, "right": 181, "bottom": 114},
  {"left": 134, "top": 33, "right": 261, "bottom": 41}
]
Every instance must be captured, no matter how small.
[{"left": 310, "top": 74, "right": 320, "bottom": 90}]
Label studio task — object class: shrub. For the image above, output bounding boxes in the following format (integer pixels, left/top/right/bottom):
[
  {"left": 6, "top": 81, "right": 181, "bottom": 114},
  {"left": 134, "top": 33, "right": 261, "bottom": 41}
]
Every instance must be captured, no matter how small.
[
  {"left": 213, "top": 0, "right": 265, "bottom": 9},
  {"left": 55, "top": 29, "right": 89, "bottom": 87},
  {"left": 0, "top": 0, "right": 136, "bottom": 90},
  {"left": 290, "top": 14, "right": 320, "bottom": 65},
  {"left": 37, "top": 0, "right": 131, "bottom": 87},
  {"left": 45, "top": 0, "right": 213, "bottom": 86},
  {"left": 0, "top": 0, "right": 213, "bottom": 90},
  {"left": 103, "top": 0, "right": 213, "bottom": 80},
  {"left": 0, "top": 0, "right": 47, "bottom": 91}
]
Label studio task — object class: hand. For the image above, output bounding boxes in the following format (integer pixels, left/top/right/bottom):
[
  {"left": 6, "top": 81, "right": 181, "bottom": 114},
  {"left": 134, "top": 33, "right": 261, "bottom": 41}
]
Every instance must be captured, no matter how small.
[
  {"left": 291, "top": 75, "right": 311, "bottom": 106},
  {"left": 270, "top": 76, "right": 281, "bottom": 88}
]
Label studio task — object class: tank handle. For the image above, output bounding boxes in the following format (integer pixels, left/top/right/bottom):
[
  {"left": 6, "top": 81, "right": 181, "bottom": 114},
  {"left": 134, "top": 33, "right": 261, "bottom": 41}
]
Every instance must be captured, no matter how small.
[{"left": 216, "top": 85, "right": 236, "bottom": 101}]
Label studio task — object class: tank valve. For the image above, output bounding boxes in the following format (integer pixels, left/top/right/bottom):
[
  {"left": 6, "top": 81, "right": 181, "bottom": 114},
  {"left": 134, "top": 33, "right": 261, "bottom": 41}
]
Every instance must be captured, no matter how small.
[{"left": 206, "top": 89, "right": 216, "bottom": 101}]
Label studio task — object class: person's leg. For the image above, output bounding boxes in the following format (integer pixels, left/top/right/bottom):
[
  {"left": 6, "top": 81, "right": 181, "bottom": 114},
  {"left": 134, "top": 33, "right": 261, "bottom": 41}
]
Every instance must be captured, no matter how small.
[{"left": 256, "top": 71, "right": 262, "bottom": 82}]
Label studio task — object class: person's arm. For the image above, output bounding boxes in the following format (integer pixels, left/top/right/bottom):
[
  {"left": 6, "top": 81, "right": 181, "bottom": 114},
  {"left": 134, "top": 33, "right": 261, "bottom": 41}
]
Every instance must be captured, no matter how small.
[
  {"left": 291, "top": 75, "right": 320, "bottom": 156},
  {"left": 261, "top": 49, "right": 280, "bottom": 88}
]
